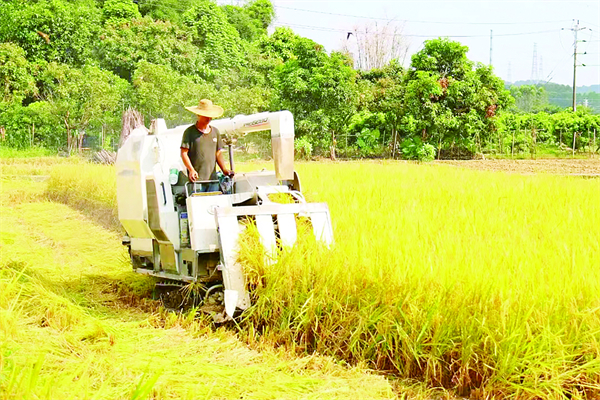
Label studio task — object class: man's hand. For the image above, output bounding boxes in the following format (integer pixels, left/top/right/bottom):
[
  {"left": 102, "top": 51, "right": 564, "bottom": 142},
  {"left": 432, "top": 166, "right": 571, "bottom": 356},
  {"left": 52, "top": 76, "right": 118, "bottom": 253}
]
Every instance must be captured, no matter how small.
[
  {"left": 188, "top": 169, "right": 199, "bottom": 182},
  {"left": 224, "top": 170, "right": 235, "bottom": 177}
]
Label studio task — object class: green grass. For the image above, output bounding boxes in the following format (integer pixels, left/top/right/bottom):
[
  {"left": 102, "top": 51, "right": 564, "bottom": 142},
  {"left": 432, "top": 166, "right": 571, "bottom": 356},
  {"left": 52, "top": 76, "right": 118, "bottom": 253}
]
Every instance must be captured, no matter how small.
[
  {"left": 30, "top": 158, "right": 600, "bottom": 398},
  {"left": 0, "top": 146, "right": 56, "bottom": 158},
  {"left": 0, "top": 175, "right": 395, "bottom": 399}
]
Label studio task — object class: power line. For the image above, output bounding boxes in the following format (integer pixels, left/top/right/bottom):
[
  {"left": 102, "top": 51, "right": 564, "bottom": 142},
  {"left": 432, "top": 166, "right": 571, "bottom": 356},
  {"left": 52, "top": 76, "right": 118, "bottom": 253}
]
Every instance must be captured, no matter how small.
[
  {"left": 274, "top": 22, "right": 561, "bottom": 38},
  {"left": 580, "top": 20, "right": 599, "bottom": 28},
  {"left": 543, "top": 53, "right": 573, "bottom": 85},
  {"left": 274, "top": 5, "right": 571, "bottom": 26}
]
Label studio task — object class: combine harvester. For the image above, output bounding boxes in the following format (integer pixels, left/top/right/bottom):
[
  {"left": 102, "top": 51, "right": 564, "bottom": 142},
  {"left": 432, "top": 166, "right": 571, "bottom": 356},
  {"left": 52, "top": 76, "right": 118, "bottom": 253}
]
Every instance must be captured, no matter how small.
[{"left": 115, "top": 111, "right": 333, "bottom": 321}]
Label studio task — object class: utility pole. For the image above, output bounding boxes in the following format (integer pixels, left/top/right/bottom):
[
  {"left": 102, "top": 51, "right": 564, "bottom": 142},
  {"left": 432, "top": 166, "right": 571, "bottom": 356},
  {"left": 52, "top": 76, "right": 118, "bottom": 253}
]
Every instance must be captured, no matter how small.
[{"left": 570, "top": 20, "right": 588, "bottom": 112}]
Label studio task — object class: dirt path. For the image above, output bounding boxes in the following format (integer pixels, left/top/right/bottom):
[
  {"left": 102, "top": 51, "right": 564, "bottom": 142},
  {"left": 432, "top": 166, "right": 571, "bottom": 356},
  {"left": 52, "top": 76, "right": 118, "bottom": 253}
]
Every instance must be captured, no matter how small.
[{"left": 434, "top": 158, "right": 600, "bottom": 175}]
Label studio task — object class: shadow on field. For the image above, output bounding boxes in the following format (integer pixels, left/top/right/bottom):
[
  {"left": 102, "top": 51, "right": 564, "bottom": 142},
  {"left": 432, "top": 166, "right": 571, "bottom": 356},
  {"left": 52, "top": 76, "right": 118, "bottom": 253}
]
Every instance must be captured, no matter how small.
[
  {"left": 44, "top": 193, "right": 121, "bottom": 233},
  {"left": 64, "top": 273, "right": 157, "bottom": 311},
  {"left": 3, "top": 258, "right": 158, "bottom": 317}
]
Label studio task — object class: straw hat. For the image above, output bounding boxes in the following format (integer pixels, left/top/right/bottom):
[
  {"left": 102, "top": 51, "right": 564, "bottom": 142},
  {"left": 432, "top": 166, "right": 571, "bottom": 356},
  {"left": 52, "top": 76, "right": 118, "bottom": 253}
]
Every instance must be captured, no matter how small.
[{"left": 185, "top": 99, "right": 224, "bottom": 118}]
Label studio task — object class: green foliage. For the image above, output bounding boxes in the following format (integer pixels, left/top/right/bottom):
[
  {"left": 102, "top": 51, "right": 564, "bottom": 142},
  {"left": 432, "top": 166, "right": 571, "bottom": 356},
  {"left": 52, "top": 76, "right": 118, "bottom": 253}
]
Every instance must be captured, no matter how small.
[
  {"left": 355, "top": 60, "right": 405, "bottom": 157},
  {"left": 294, "top": 136, "right": 313, "bottom": 160},
  {"left": 491, "top": 110, "right": 600, "bottom": 156},
  {"left": 102, "top": 0, "right": 141, "bottom": 24},
  {"left": 0, "top": 103, "right": 34, "bottom": 149},
  {"left": 258, "top": 27, "right": 299, "bottom": 63},
  {"left": 245, "top": 0, "right": 275, "bottom": 30},
  {"left": 399, "top": 136, "right": 436, "bottom": 161},
  {"left": 410, "top": 37, "right": 471, "bottom": 79},
  {"left": 183, "top": 0, "right": 244, "bottom": 70},
  {"left": 0, "top": 0, "right": 592, "bottom": 159},
  {"left": 402, "top": 38, "right": 511, "bottom": 157},
  {"left": 0, "top": 0, "right": 101, "bottom": 67},
  {"left": 0, "top": 43, "right": 35, "bottom": 104},
  {"left": 346, "top": 111, "right": 387, "bottom": 156},
  {"left": 132, "top": 61, "right": 198, "bottom": 122},
  {"left": 132, "top": 61, "right": 271, "bottom": 126},
  {"left": 98, "top": 17, "right": 205, "bottom": 80},
  {"left": 510, "top": 82, "right": 600, "bottom": 114},
  {"left": 135, "top": 0, "right": 202, "bottom": 25},
  {"left": 222, "top": 5, "right": 262, "bottom": 42},
  {"left": 275, "top": 37, "right": 357, "bottom": 155},
  {"left": 222, "top": 0, "right": 273, "bottom": 42},
  {"left": 0, "top": 102, "right": 65, "bottom": 149},
  {"left": 509, "top": 85, "right": 549, "bottom": 113},
  {"left": 37, "top": 63, "right": 128, "bottom": 151}
]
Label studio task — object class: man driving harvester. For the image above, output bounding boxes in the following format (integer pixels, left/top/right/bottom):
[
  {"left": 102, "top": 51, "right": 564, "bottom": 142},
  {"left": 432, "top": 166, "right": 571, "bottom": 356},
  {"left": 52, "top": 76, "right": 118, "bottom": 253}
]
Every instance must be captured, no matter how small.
[{"left": 181, "top": 99, "right": 234, "bottom": 192}]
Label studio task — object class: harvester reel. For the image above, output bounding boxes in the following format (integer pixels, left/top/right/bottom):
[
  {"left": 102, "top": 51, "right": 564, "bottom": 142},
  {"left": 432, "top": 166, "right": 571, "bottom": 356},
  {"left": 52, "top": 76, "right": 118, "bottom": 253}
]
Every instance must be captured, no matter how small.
[
  {"left": 154, "top": 280, "right": 230, "bottom": 322},
  {"left": 155, "top": 283, "right": 188, "bottom": 310}
]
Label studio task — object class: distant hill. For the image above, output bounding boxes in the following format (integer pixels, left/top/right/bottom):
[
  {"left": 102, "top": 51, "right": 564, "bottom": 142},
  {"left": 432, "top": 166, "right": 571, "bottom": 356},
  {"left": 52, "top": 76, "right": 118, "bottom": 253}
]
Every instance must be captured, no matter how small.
[
  {"left": 506, "top": 81, "right": 600, "bottom": 113},
  {"left": 579, "top": 85, "right": 600, "bottom": 94},
  {"left": 510, "top": 80, "right": 599, "bottom": 93}
]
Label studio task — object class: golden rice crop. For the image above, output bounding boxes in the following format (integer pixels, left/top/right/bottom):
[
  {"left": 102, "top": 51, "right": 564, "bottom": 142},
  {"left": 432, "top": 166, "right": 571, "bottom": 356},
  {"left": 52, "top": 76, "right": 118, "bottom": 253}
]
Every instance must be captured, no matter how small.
[
  {"left": 45, "top": 159, "right": 600, "bottom": 398},
  {"left": 241, "top": 162, "right": 600, "bottom": 398}
]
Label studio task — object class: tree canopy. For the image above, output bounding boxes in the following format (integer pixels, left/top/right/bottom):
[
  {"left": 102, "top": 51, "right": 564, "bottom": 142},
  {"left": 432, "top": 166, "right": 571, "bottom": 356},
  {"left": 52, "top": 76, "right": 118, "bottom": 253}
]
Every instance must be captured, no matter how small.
[{"left": 0, "top": 0, "right": 595, "bottom": 158}]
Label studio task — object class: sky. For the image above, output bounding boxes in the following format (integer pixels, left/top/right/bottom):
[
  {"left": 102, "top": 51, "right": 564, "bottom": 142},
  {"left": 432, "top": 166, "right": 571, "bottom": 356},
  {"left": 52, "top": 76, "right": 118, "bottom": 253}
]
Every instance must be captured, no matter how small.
[{"left": 263, "top": 0, "right": 600, "bottom": 88}]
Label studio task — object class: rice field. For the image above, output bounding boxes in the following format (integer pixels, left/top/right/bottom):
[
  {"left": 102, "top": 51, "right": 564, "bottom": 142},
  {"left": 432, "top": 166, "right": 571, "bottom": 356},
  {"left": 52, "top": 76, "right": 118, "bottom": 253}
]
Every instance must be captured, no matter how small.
[
  {"left": 247, "top": 162, "right": 600, "bottom": 398},
  {"left": 0, "top": 165, "right": 395, "bottom": 399},
  {"left": 2, "top": 156, "right": 600, "bottom": 399}
]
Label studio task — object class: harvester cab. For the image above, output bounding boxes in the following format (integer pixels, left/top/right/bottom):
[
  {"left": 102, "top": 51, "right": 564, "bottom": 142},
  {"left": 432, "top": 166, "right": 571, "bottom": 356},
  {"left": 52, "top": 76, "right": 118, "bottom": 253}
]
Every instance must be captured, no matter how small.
[{"left": 115, "top": 111, "right": 333, "bottom": 321}]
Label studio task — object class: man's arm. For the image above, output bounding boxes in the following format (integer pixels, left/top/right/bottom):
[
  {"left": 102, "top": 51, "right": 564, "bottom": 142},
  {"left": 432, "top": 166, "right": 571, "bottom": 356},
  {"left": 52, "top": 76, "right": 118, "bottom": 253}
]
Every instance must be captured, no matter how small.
[
  {"left": 216, "top": 149, "right": 232, "bottom": 176},
  {"left": 181, "top": 148, "right": 198, "bottom": 181}
]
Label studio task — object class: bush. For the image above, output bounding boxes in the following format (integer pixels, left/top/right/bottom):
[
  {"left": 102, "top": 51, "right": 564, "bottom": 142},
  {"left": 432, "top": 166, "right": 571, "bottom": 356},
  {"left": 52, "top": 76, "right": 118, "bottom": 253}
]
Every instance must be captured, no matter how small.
[
  {"left": 294, "top": 136, "right": 313, "bottom": 160},
  {"left": 399, "top": 137, "right": 435, "bottom": 161}
]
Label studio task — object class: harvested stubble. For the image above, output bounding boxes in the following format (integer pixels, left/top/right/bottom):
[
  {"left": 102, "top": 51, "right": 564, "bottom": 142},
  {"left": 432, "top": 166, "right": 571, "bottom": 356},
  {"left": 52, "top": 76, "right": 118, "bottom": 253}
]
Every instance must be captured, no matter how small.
[
  {"left": 1, "top": 171, "right": 394, "bottom": 400},
  {"left": 45, "top": 159, "right": 600, "bottom": 399}
]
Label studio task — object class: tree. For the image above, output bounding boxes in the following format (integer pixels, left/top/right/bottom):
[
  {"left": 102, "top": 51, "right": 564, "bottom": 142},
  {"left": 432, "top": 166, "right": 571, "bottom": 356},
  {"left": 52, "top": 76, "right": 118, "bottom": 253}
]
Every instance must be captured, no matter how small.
[
  {"left": 0, "top": 43, "right": 35, "bottom": 105},
  {"left": 98, "top": 17, "right": 206, "bottom": 80},
  {"left": 37, "top": 63, "right": 128, "bottom": 152},
  {"left": 0, "top": 0, "right": 101, "bottom": 67},
  {"left": 183, "top": 0, "right": 244, "bottom": 70},
  {"left": 132, "top": 61, "right": 206, "bottom": 123},
  {"left": 402, "top": 38, "right": 511, "bottom": 157},
  {"left": 358, "top": 59, "right": 405, "bottom": 156},
  {"left": 135, "top": 0, "right": 203, "bottom": 25},
  {"left": 410, "top": 38, "right": 472, "bottom": 80},
  {"left": 275, "top": 37, "right": 358, "bottom": 158},
  {"left": 258, "top": 27, "right": 299, "bottom": 63},
  {"left": 509, "top": 85, "right": 549, "bottom": 113},
  {"left": 342, "top": 22, "right": 409, "bottom": 71},
  {"left": 246, "top": 0, "right": 275, "bottom": 30},
  {"left": 102, "top": 0, "right": 141, "bottom": 24},
  {"left": 222, "top": 0, "right": 274, "bottom": 42}
]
